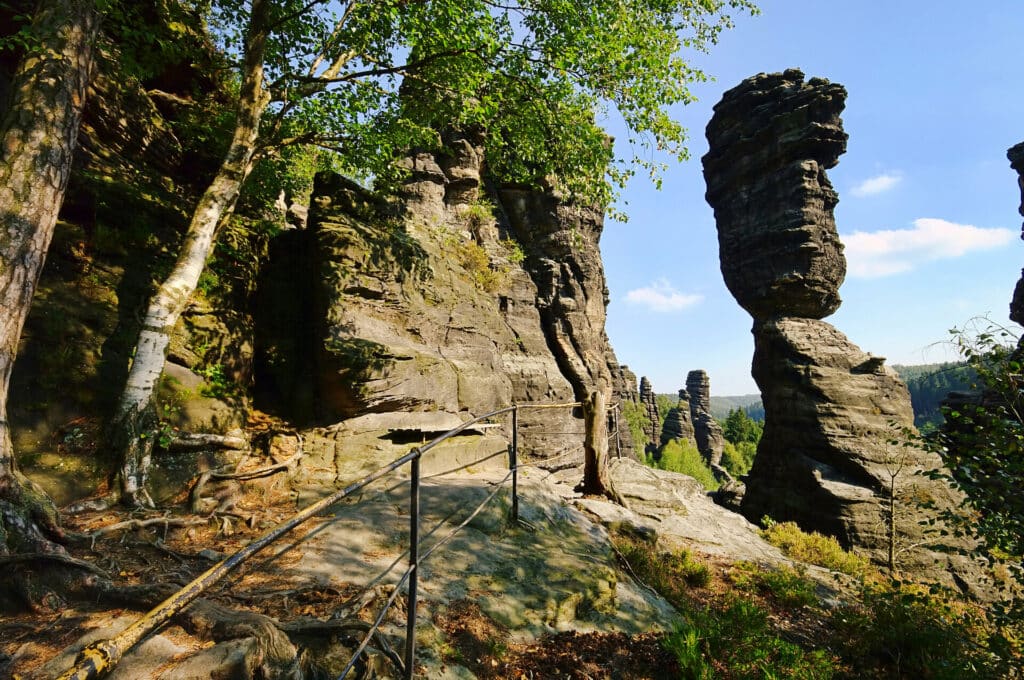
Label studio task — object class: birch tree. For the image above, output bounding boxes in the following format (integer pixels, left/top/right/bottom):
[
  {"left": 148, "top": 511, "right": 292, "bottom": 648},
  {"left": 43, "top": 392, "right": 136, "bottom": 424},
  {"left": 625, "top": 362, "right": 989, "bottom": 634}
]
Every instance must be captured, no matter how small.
[
  {"left": 0, "top": 0, "right": 101, "bottom": 552},
  {"left": 111, "top": 0, "right": 757, "bottom": 506}
]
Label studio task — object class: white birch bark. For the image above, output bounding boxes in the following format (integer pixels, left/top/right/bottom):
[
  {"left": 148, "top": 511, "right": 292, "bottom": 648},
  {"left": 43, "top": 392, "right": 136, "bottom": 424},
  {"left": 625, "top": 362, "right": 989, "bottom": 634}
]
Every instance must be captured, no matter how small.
[{"left": 113, "top": 0, "right": 271, "bottom": 506}]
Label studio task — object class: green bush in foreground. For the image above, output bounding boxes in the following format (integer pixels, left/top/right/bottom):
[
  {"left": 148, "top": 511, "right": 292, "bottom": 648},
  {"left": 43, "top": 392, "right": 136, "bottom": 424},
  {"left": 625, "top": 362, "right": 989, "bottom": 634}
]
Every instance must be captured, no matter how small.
[
  {"left": 835, "top": 582, "right": 1011, "bottom": 679},
  {"left": 612, "top": 532, "right": 711, "bottom": 603},
  {"left": 760, "top": 518, "right": 870, "bottom": 577},
  {"left": 730, "top": 561, "right": 818, "bottom": 610},
  {"left": 666, "top": 596, "right": 836, "bottom": 679},
  {"left": 610, "top": 530, "right": 838, "bottom": 678}
]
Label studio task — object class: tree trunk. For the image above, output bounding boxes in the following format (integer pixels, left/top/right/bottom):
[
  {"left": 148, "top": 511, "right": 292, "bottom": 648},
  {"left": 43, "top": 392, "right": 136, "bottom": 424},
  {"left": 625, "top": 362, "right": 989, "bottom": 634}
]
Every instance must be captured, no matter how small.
[
  {"left": 112, "top": 0, "right": 271, "bottom": 507},
  {"left": 580, "top": 383, "right": 612, "bottom": 496},
  {"left": 0, "top": 0, "right": 100, "bottom": 554}
]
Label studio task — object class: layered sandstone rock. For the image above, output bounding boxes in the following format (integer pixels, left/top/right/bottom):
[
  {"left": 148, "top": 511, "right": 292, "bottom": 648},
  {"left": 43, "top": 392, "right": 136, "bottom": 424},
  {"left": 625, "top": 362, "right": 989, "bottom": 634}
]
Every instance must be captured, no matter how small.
[
  {"left": 659, "top": 389, "right": 696, "bottom": 448},
  {"left": 639, "top": 377, "right": 661, "bottom": 453},
  {"left": 703, "top": 70, "right": 983, "bottom": 591},
  {"left": 612, "top": 365, "right": 640, "bottom": 460},
  {"left": 686, "top": 370, "right": 725, "bottom": 468},
  {"left": 255, "top": 134, "right": 636, "bottom": 469},
  {"left": 704, "top": 69, "right": 847, "bottom": 320}
]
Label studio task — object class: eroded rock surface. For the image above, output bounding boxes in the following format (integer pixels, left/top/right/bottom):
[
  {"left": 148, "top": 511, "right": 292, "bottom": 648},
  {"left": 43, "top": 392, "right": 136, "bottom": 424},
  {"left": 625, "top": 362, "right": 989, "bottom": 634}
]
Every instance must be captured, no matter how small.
[
  {"left": 255, "top": 135, "right": 635, "bottom": 467},
  {"left": 639, "top": 377, "right": 660, "bottom": 453},
  {"left": 704, "top": 70, "right": 984, "bottom": 592},
  {"left": 703, "top": 69, "right": 847, "bottom": 320},
  {"left": 686, "top": 370, "right": 725, "bottom": 468},
  {"left": 744, "top": 317, "right": 976, "bottom": 584},
  {"left": 659, "top": 389, "right": 696, "bottom": 448}
]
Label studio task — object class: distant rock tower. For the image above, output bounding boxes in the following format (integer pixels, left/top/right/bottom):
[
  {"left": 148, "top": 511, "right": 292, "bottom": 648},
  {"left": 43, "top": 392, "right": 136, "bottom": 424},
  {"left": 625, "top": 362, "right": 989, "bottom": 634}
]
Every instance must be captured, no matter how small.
[
  {"left": 639, "top": 377, "right": 661, "bottom": 452},
  {"left": 660, "top": 388, "right": 697, "bottom": 448},
  {"left": 703, "top": 69, "right": 982, "bottom": 591},
  {"left": 686, "top": 370, "right": 725, "bottom": 469}
]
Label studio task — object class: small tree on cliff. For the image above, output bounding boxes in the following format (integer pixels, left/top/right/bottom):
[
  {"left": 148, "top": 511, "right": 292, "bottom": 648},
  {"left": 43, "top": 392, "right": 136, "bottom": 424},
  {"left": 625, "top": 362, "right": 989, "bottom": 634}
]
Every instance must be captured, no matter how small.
[
  {"left": 928, "top": 320, "right": 1024, "bottom": 608},
  {"left": 0, "top": 0, "right": 101, "bottom": 553},
  {"left": 109, "top": 0, "right": 758, "bottom": 506}
]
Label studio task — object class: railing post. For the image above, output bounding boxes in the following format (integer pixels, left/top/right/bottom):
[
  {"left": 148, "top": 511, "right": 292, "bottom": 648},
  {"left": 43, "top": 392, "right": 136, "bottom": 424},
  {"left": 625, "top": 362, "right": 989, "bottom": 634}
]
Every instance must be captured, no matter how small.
[
  {"left": 404, "top": 451, "right": 421, "bottom": 679},
  {"left": 510, "top": 405, "right": 519, "bottom": 523}
]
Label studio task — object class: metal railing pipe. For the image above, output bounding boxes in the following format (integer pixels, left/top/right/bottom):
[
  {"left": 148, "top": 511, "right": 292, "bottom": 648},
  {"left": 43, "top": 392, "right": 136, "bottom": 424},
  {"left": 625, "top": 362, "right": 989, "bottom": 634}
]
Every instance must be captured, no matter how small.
[
  {"left": 403, "top": 454, "right": 421, "bottom": 680},
  {"left": 510, "top": 405, "right": 519, "bottom": 523}
]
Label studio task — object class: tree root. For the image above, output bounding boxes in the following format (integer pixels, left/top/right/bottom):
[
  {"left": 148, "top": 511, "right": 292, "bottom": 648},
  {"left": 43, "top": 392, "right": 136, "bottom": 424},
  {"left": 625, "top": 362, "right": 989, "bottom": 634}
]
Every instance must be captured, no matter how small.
[
  {"left": 78, "top": 516, "right": 208, "bottom": 548},
  {"left": 0, "top": 552, "right": 109, "bottom": 579},
  {"left": 164, "top": 432, "right": 249, "bottom": 452},
  {"left": 190, "top": 433, "right": 303, "bottom": 514},
  {"left": 57, "top": 580, "right": 405, "bottom": 680}
]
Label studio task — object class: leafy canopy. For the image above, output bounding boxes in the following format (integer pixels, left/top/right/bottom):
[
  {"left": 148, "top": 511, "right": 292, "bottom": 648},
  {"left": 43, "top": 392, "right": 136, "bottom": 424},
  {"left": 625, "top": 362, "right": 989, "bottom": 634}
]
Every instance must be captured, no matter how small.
[
  {"left": 205, "top": 0, "right": 757, "bottom": 207},
  {"left": 929, "top": 320, "right": 1024, "bottom": 563}
]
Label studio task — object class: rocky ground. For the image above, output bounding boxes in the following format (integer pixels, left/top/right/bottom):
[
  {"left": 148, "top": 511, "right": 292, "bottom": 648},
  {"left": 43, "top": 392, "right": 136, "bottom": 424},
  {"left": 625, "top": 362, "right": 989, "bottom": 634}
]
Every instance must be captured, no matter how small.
[{"left": 3, "top": 450, "right": 851, "bottom": 679}]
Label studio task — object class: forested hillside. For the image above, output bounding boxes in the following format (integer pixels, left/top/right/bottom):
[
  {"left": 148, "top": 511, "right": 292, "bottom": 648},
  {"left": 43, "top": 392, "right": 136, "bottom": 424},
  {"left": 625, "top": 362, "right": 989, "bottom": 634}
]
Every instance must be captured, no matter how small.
[
  {"left": 702, "top": 362, "right": 975, "bottom": 430},
  {"left": 892, "top": 362, "right": 976, "bottom": 429},
  {"left": 709, "top": 394, "right": 763, "bottom": 421}
]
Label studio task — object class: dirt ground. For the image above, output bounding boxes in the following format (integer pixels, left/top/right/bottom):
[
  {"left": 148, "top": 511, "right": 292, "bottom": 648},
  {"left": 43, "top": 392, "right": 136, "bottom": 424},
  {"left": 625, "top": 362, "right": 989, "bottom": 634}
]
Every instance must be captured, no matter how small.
[{"left": 0, "top": 454, "right": 683, "bottom": 679}]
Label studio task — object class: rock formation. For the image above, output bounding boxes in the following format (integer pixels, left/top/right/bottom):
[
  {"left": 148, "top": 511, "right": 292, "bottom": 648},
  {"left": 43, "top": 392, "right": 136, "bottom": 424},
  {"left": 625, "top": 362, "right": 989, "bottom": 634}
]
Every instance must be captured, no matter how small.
[
  {"left": 611, "top": 365, "right": 640, "bottom": 460},
  {"left": 254, "top": 132, "right": 637, "bottom": 472},
  {"left": 639, "top": 377, "right": 661, "bottom": 452},
  {"left": 659, "top": 389, "right": 696, "bottom": 447},
  {"left": 1008, "top": 142, "right": 1024, "bottom": 326},
  {"left": 703, "top": 70, "right": 982, "bottom": 590},
  {"left": 686, "top": 370, "right": 725, "bottom": 468}
]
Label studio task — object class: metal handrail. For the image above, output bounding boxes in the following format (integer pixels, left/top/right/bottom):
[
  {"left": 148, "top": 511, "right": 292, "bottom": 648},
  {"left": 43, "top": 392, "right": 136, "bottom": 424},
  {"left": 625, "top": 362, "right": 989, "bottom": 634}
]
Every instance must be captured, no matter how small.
[{"left": 56, "top": 402, "right": 587, "bottom": 680}]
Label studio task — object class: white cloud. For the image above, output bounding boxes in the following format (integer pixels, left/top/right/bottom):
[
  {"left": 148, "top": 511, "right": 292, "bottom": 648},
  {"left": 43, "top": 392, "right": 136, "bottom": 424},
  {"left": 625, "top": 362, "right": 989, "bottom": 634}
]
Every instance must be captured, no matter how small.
[
  {"left": 842, "top": 218, "right": 1015, "bottom": 278},
  {"left": 624, "top": 279, "right": 703, "bottom": 312},
  {"left": 850, "top": 172, "right": 902, "bottom": 197}
]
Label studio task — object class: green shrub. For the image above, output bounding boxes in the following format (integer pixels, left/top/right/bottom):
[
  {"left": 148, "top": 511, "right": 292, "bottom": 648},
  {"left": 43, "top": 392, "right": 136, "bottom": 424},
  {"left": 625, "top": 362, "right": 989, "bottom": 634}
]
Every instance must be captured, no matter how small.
[
  {"left": 611, "top": 532, "right": 710, "bottom": 607},
  {"left": 444, "top": 233, "right": 507, "bottom": 293},
  {"left": 730, "top": 562, "right": 818, "bottom": 609},
  {"left": 653, "top": 439, "right": 719, "bottom": 491},
  {"left": 760, "top": 519, "right": 870, "bottom": 577},
  {"left": 462, "top": 198, "right": 497, "bottom": 230},
  {"left": 666, "top": 596, "right": 836, "bottom": 679},
  {"left": 198, "top": 363, "right": 240, "bottom": 401},
  {"left": 500, "top": 238, "right": 525, "bottom": 265},
  {"left": 612, "top": 530, "right": 837, "bottom": 678},
  {"left": 835, "top": 582, "right": 1009, "bottom": 679}
]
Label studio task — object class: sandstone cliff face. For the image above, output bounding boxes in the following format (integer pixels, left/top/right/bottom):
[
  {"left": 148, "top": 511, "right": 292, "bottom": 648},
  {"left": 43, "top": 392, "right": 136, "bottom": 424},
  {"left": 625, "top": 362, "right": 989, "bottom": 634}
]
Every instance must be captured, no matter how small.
[
  {"left": 255, "top": 136, "right": 636, "bottom": 466},
  {"left": 704, "top": 70, "right": 981, "bottom": 590},
  {"left": 10, "top": 35, "right": 635, "bottom": 500}
]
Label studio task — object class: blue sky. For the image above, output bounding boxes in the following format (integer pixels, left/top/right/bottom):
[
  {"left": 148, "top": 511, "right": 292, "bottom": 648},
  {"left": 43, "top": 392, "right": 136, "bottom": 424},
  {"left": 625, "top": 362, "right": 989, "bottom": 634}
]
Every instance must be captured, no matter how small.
[{"left": 601, "top": 0, "right": 1024, "bottom": 396}]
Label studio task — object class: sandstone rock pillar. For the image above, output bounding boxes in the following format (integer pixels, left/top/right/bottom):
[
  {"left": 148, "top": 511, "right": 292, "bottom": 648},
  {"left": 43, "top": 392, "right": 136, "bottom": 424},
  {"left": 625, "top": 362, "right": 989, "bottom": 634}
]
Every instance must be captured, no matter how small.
[
  {"left": 702, "top": 70, "right": 982, "bottom": 590},
  {"left": 639, "top": 377, "right": 661, "bottom": 452},
  {"left": 686, "top": 370, "right": 725, "bottom": 468},
  {"left": 659, "top": 389, "right": 696, "bottom": 448}
]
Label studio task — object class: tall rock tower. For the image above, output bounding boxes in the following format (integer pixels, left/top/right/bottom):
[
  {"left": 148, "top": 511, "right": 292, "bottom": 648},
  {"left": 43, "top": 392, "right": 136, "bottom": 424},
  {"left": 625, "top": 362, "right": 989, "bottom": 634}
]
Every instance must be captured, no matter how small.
[
  {"left": 686, "top": 370, "right": 725, "bottom": 469},
  {"left": 702, "top": 70, "right": 982, "bottom": 590}
]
